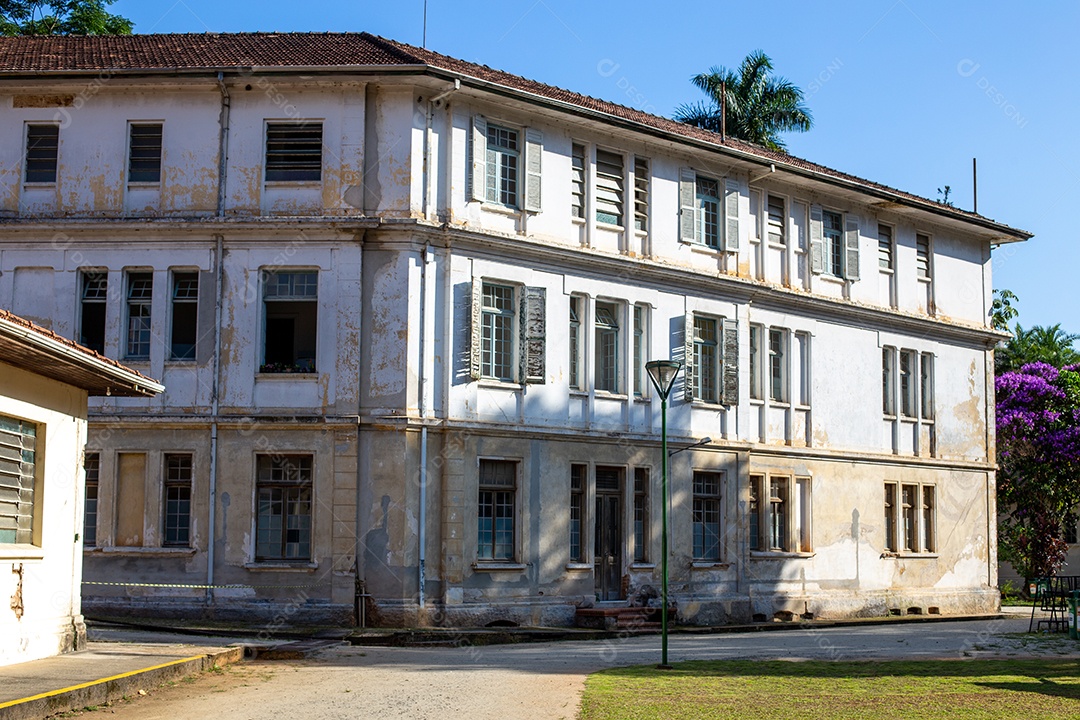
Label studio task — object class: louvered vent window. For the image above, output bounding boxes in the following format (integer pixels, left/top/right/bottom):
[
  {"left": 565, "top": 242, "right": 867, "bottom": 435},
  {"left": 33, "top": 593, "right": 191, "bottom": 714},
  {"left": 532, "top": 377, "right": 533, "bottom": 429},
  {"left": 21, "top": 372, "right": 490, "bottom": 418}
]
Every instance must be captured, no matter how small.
[
  {"left": 265, "top": 122, "right": 323, "bottom": 182},
  {"left": 0, "top": 416, "right": 37, "bottom": 545},
  {"left": 128, "top": 123, "right": 163, "bottom": 183},
  {"left": 25, "top": 124, "right": 59, "bottom": 183}
]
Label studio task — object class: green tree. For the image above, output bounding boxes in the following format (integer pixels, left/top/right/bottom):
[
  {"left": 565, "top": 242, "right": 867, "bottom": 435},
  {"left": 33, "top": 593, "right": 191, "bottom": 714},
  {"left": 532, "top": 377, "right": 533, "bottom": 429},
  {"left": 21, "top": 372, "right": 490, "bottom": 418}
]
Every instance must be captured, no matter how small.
[
  {"left": 996, "top": 323, "right": 1080, "bottom": 374},
  {"left": 0, "top": 0, "right": 132, "bottom": 36},
  {"left": 990, "top": 288, "right": 1018, "bottom": 331},
  {"left": 674, "top": 50, "right": 813, "bottom": 152}
]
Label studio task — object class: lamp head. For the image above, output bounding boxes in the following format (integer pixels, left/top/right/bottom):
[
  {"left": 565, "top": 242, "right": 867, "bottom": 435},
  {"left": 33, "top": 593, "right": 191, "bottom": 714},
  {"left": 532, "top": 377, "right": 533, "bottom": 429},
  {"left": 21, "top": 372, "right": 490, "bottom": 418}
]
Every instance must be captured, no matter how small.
[{"left": 645, "top": 360, "right": 682, "bottom": 400}]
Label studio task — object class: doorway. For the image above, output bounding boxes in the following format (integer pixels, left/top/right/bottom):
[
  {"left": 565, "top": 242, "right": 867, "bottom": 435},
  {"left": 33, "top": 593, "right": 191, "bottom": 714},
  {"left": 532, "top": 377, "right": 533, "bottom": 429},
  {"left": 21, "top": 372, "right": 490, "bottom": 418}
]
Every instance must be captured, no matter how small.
[{"left": 594, "top": 466, "right": 624, "bottom": 601}]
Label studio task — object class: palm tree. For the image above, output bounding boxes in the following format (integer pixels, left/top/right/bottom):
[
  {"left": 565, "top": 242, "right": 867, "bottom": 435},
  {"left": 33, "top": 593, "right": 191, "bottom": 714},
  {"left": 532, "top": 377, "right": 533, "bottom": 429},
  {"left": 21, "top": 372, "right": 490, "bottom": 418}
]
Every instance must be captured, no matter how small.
[
  {"left": 674, "top": 50, "right": 812, "bottom": 152},
  {"left": 996, "top": 324, "right": 1080, "bottom": 373}
]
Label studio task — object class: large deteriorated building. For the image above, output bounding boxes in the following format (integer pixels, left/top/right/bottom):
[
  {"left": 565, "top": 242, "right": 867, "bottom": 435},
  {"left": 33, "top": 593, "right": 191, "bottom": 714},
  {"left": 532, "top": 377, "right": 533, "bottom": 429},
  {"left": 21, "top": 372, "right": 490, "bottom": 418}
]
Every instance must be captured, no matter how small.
[{"left": 0, "top": 33, "right": 1029, "bottom": 627}]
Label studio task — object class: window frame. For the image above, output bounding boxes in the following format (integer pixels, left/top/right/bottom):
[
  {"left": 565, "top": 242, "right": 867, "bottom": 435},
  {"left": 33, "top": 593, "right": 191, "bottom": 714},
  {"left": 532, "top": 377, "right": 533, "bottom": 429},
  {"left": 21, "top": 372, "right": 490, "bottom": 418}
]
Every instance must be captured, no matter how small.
[
  {"left": 570, "top": 142, "right": 586, "bottom": 219},
  {"left": 124, "top": 270, "right": 153, "bottom": 360},
  {"left": 0, "top": 414, "right": 41, "bottom": 548},
  {"left": 749, "top": 324, "right": 764, "bottom": 401},
  {"left": 477, "top": 458, "right": 518, "bottom": 562},
  {"left": 594, "top": 148, "right": 625, "bottom": 226},
  {"left": 127, "top": 121, "right": 164, "bottom": 184},
  {"left": 254, "top": 454, "right": 314, "bottom": 563},
  {"left": 692, "top": 314, "right": 720, "bottom": 404},
  {"left": 633, "top": 156, "right": 649, "bottom": 232},
  {"left": 24, "top": 123, "right": 59, "bottom": 184},
  {"left": 633, "top": 467, "right": 650, "bottom": 563},
  {"left": 915, "top": 232, "right": 932, "bottom": 280},
  {"left": 877, "top": 223, "right": 895, "bottom": 272},
  {"left": 83, "top": 452, "right": 99, "bottom": 547},
  {"left": 822, "top": 209, "right": 844, "bottom": 278},
  {"left": 163, "top": 453, "right": 193, "bottom": 548},
  {"left": 633, "top": 304, "right": 647, "bottom": 397},
  {"left": 485, "top": 123, "right": 520, "bottom": 208},
  {"left": 768, "top": 328, "right": 788, "bottom": 404},
  {"left": 695, "top": 175, "right": 721, "bottom": 248},
  {"left": 569, "top": 295, "right": 583, "bottom": 391},
  {"left": 899, "top": 348, "right": 917, "bottom": 418},
  {"left": 264, "top": 120, "right": 324, "bottom": 183},
  {"left": 480, "top": 282, "right": 517, "bottom": 382},
  {"left": 594, "top": 300, "right": 621, "bottom": 394},
  {"left": 261, "top": 269, "right": 319, "bottom": 373},
  {"left": 766, "top": 194, "right": 786, "bottom": 246},
  {"left": 79, "top": 269, "right": 109, "bottom": 354},
  {"left": 569, "top": 463, "right": 586, "bottom": 563},
  {"left": 169, "top": 270, "right": 199, "bottom": 361},
  {"left": 692, "top": 470, "right": 723, "bottom": 561}
]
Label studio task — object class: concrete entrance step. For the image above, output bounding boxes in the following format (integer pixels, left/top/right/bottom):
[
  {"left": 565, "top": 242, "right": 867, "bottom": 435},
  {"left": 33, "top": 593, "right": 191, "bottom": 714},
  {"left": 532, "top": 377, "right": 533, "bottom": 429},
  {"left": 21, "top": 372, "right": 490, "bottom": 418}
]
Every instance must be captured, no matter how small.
[{"left": 574, "top": 606, "right": 667, "bottom": 631}]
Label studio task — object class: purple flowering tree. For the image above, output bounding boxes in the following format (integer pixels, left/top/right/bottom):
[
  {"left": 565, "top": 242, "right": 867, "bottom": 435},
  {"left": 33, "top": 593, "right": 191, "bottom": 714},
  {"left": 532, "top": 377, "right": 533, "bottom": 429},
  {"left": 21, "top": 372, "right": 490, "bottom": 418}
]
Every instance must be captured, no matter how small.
[{"left": 996, "top": 362, "right": 1080, "bottom": 580}]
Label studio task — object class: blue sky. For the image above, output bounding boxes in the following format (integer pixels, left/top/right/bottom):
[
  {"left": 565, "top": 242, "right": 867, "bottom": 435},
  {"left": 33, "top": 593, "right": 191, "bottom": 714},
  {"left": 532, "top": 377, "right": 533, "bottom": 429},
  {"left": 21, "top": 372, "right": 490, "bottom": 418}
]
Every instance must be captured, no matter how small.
[{"left": 114, "top": 0, "right": 1075, "bottom": 333}]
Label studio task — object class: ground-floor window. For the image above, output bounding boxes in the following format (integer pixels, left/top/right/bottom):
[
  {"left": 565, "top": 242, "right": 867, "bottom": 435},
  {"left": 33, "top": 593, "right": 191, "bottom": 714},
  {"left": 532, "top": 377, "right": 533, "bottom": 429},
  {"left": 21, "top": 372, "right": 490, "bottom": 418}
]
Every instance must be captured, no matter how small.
[
  {"left": 886, "top": 481, "right": 935, "bottom": 553},
  {"left": 569, "top": 463, "right": 585, "bottom": 562},
  {"left": 478, "top": 459, "right": 517, "bottom": 561},
  {"left": 633, "top": 467, "right": 649, "bottom": 562},
  {"left": 255, "top": 454, "right": 313, "bottom": 562},
  {"left": 164, "top": 453, "right": 193, "bottom": 547},
  {"left": 692, "top": 470, "right": 723, "bottom": 560},
  {"left": 83, "top": 452, "right": 99, "bottom": 547},
  {"left": 0, "top": 415, "right": 37, "bottom": 545},
  {"left": 750, "top": 474, "right": 811, "bottom": 553}
]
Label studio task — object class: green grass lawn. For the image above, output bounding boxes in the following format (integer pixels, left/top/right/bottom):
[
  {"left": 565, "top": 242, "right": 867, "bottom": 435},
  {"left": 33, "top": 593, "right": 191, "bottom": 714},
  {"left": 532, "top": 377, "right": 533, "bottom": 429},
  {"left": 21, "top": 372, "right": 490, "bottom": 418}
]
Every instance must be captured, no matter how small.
[{"left": 579, "top": 659, "right": 1080, "bottom": 719}]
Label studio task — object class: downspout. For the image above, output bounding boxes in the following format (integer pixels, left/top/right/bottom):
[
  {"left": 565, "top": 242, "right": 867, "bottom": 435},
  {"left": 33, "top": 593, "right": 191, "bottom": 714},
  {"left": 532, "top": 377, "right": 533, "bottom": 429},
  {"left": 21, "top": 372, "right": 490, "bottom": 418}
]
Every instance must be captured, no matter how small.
[
  {"left": 207, "top": 73, "right": 230, "bottom": 602},
  {"left": 419, "top": 81, "right": 458, "bottom": 611}
]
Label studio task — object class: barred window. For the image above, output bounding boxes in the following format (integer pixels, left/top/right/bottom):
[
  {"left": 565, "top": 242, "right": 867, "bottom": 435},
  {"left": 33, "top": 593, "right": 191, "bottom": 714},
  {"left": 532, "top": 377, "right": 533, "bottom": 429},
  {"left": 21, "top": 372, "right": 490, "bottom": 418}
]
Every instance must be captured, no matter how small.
[
  {"left": 265, "top": 122, "right": 323, "bottom": 182},
  {"left": 569, "top": 464, "right": 585, "bottom": 562},
  {"left": 478, "top": 459, "right": 516, "bottom": 561},
  {"left": 633, "top": 467, "right": 649, "bottom": 562},
  {"left": 255, "top": 454, "right": 313, "bottom": 561}
]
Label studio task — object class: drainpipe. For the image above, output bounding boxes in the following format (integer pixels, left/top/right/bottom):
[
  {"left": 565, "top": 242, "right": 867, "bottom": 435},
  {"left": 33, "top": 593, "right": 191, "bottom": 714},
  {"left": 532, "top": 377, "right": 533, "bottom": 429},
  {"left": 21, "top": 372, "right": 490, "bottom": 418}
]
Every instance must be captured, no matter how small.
[
  {"left": 423, "top": 79, "right": 460, "bottom": 220},
  {"left": 207, "top": 235, "right": 224, "bottom": 604},
  {"left": 206, "top": 74, "right": 230, "bottom": 605},
  {"left": 418, "top": 243, "right": 434, "bottom": 610}
]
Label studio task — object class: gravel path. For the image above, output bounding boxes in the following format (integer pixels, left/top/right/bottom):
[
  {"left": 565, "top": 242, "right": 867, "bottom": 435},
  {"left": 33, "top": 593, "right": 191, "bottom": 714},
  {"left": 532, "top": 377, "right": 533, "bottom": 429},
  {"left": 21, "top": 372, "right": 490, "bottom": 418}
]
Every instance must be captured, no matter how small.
[{"left": 77, "top": 615, "right": 1079, "bottom": 720}]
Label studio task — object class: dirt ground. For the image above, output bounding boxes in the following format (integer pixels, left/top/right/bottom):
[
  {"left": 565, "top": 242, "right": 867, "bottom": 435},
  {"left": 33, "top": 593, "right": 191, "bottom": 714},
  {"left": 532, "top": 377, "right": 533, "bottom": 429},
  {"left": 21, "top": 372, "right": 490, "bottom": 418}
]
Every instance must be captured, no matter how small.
[{"left": 67, "top": 615, "right": 1080, "bottom": 720}]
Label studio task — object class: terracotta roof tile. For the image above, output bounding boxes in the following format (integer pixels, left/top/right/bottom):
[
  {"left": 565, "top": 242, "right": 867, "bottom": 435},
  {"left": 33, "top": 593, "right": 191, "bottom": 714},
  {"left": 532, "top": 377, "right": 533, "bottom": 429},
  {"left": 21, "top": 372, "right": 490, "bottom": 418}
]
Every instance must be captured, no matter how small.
[{"left": 0, "top": 32, "right": 1030, "bottom": 238}]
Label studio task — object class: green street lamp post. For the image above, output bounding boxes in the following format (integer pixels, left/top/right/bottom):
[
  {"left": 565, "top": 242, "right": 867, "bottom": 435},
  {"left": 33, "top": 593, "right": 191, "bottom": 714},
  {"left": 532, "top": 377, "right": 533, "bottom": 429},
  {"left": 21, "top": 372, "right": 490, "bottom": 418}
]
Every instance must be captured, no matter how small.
[{"left": 645, "top": 359, "right": 682, "bottom": 670}]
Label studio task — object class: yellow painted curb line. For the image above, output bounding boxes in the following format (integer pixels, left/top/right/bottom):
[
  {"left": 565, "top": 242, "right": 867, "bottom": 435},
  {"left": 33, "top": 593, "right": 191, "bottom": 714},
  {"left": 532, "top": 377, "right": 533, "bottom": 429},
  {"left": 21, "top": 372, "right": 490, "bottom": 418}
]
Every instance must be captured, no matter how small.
[{"left": 0, "top": 654, "right": 207, "bottom": 710}]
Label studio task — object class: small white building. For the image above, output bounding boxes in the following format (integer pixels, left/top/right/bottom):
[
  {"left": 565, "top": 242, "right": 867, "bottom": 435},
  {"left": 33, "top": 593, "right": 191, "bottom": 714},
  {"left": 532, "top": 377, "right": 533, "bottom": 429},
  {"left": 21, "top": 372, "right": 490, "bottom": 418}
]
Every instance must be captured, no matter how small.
[
  {"left": 0, "top": 33, "right": 1030, "bottom": 628},
  {"left": 0, "top": 309, "right": 160, "bottom": 665}
]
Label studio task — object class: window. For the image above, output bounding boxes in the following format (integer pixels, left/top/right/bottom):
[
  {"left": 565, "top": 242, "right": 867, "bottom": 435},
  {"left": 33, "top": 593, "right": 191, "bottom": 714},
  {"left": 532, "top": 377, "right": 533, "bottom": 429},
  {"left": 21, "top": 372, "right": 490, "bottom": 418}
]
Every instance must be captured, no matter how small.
[
  {"left": 822, "top": 209, "right": 844, "bottom": 277},
  {"left": 25, "top": 124, "right": 59, "bottom": 183},
  {"left": 878, "top": 224, "right": 894, "bottom": 271},
  {"left": 83, "top": 452, "right": 99, "bottom": 547},
  {"left": 594, "top": 301, "right": 620, "bottom": 393},
  {"left": 633, "top": 305, "right": 646, "bottom": 397},
  {"left": 170, "top": 271, "right": 198, "bottom": 360},
  {"left": 485, "top": 124, "right": 519, "bottom": 207},
  {"left": 692, "top": 470, "right": 722, "bottom": 560},
  {"left": 769, "top": 329, "right": 787, "bottom": 403},
  {"left": 916, "top": 233, "right": 931, "bottom": 279},
  {"left": 569, "top": 296, "right": 583, "bottom": 390},
  {"left": 899, "top": 349, "right": 917, "bottom": 418},
  {"left": 478, "top": 459, "right": 516, "bottom": 561},
  {"left": 768, "top": 477, "right": 788, "bottom": 551},
  {"left": 882, "top": 347, "right": 896, "bottom": 415},
  {"left": 481, "top": 283, "right": 516, "bottom": 381},
  {"left": 255, "top": 454, "right": 313, "bottom": 561},
  {"left": 920, "top": 354, "right": 934, "bottom": 421},
  {"left": 569, "top": 464, "right": 585, "bottom": 562},
  {"left": 633, "top": 468, "right": 649, "bottom": 562},
  {"left": 595, "top": 150, "right": 624, "bottom": 225},
  {"left": 892, "top": 483, "right": 937, "bottom": 554},
  {"left": 128, "top": 123, "right": 163, "bottom": 183},
  {"left": 693, "top": 315, "right": 719, "bottom": 403},
  {"left": 262, "top": 270, "right": 318, "bottom": 372},
  {"left": 265, "top": 122, "right": 323, "bottom": 182},
  {"left": 0, "top": 415, "right": 37, "bottom": 545},
  {"left": 163, "top": 454, "right": 192, "bottom": 547},
  {"left": 749, "top": 475, "right": 762, "bottom": 551},
  {"left": 794, "top": 332, "right": 811, "bottom": 407},
  {"left": 794, "top": 477, "right": 812, "bottom": 552},
  {"left": 696, "top": 177, "right": 721, "bottom": 247},
  {"left": 571, "top": 143, "right": 586, "bottom": 219},
  {"left": 633, "top": 156, "right": 649, "bottom": 231},
  {"left": 125, "top": 272, "right": 153, "bottom": 360},
  {"left": 749, "top": 324, "right": 763, "bottom": 401},
  {"left": 767, "top": 195, "right": 786, "bottom": 245},
  {"left": 80, "top": 271, "right": 108, "bottom": 354},
  {"left": 884, "top": 482, "right": 898, "bottom": 552}
]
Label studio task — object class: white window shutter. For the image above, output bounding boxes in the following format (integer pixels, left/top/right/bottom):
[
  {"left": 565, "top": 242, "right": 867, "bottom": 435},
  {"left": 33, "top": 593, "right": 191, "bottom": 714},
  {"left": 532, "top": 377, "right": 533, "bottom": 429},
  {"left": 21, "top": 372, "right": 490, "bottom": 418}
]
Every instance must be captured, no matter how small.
[
  {"left": 679, "top": 168, "right": 697, "bottom": 243},
  {"left": 470, "top": 277, "right": 483, "bottom": 379},
  {"left": 520, "top": 286, "right": 546, "bottom": 383},
  {"left": 524, "top": 129, "right": 542, "bottom": 213},
  {"left": 683, "top": 312, "right": 695, "bottom": 403},
  {"left": 723, "top": 178, "right": 740, "bottom": 251},
  {"left": 844, "top": 216, "right": 861, "bottom": 281},
  {"left": 809, "top": 204, "right": 824, "bottom": 275},
  {"left": 722, "top": 317, "right": 739, "bottom": 406},
  {"left": 470, "top": 116, "right": 487, "bottom": 202}
]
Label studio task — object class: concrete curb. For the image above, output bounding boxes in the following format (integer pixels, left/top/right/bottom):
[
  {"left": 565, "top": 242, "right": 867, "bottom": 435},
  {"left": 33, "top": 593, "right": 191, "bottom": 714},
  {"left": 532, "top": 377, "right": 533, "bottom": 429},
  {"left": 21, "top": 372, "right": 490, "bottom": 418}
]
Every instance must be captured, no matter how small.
[{"left": 0, "top": 647, "right": 244, "bottom": 720}]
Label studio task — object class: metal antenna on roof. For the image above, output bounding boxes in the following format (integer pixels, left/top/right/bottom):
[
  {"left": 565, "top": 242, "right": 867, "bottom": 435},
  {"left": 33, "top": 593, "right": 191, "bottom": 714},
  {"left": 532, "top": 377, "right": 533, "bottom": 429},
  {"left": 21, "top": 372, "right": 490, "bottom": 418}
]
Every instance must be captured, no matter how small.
[
  {"left": 423, "top": 0, "right": 428, "bottom": 48},
  {"left": 720, "top": 81, "right": 726, "bottom": 143},
  {"left": 972, "top": 157, "right": 978, "bottom": 214}
]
